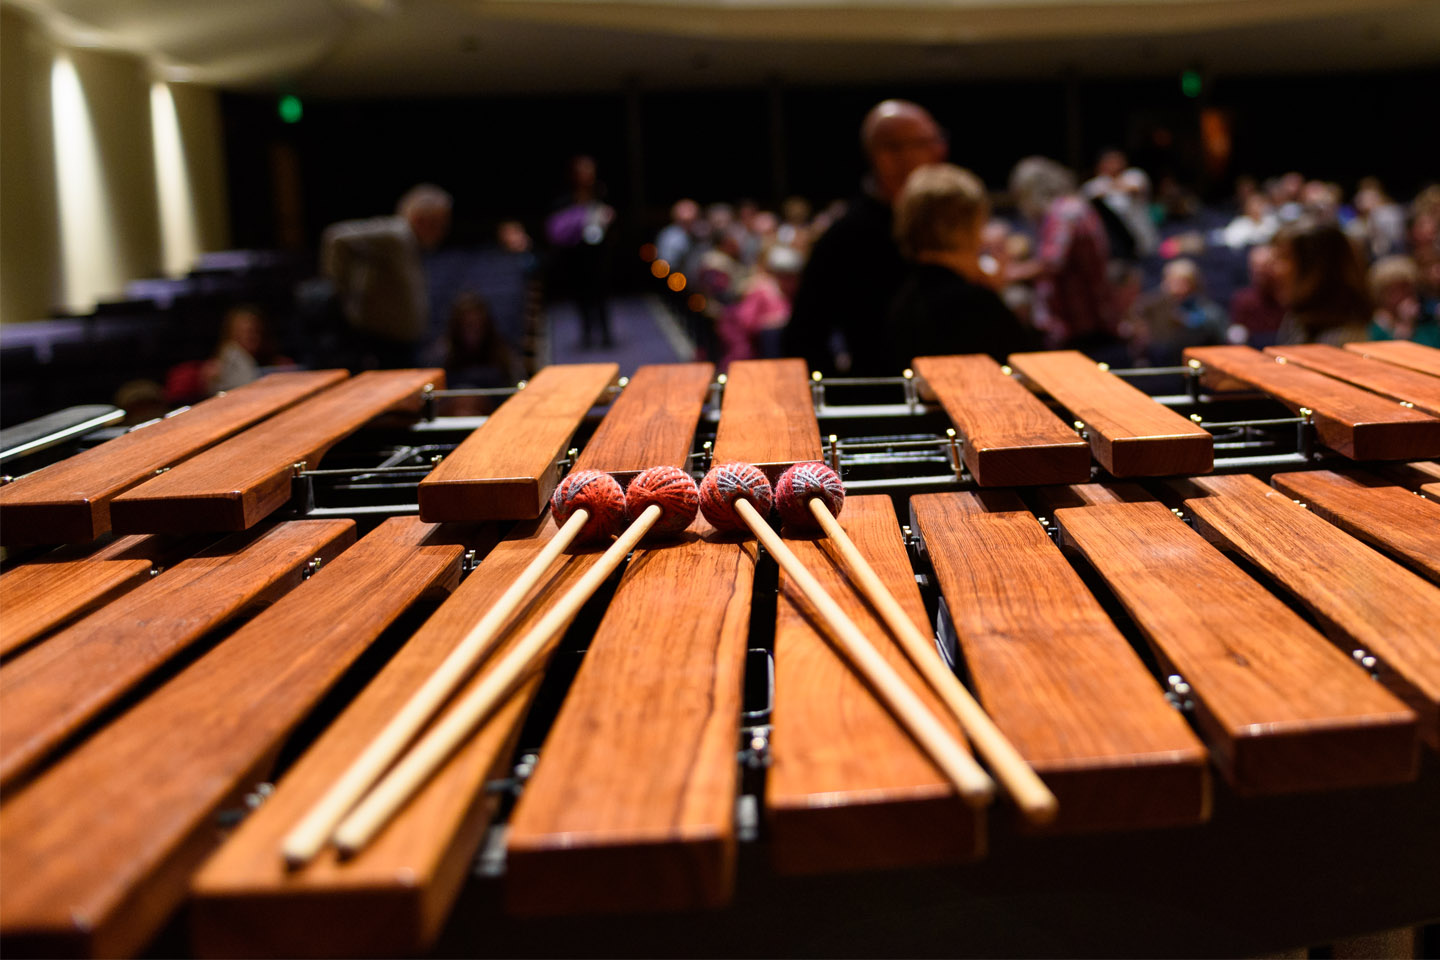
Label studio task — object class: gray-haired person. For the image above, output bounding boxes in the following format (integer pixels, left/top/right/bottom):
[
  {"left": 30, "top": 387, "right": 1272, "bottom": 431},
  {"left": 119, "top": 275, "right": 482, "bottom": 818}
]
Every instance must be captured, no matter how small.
[{"left": 321, "top": 183, "right": 452, "bottom": 369}]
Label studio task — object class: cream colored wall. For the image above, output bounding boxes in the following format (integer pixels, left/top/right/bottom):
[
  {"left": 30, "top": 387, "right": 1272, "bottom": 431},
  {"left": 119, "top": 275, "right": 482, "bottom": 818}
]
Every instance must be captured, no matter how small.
[
  {"left": 1, "top": 5, "right": 61, "bottom": 325},
  {"left": 55, "top": 46, "right": 162, "bottom": 311},
  {"left": 0, "top": 5, "right": 231, "bottom": 323},
  {"left": 153, "top": 79, "right": 230, "bottom": 277}
]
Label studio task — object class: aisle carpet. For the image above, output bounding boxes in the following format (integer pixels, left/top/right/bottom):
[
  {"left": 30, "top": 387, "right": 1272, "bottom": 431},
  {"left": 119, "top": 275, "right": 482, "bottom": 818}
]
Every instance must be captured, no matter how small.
[{"left": 543, "top": 295, "right": 696, "bottom": 375}]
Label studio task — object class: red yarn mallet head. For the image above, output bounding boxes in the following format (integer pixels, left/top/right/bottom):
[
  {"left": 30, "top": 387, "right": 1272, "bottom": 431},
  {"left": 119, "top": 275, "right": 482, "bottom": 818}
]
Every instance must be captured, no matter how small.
[
  {"left": 699, "top": 462, "right": 773, "bottom": 533},
  {"left": 550, "top": 469, "right": 626, "bottom": 543},
  {"left": 775, "top": 461, "right": 845, "bottom": 531},
  {"left": 625, "top": 466, "right": 700, "bottom": 538}
]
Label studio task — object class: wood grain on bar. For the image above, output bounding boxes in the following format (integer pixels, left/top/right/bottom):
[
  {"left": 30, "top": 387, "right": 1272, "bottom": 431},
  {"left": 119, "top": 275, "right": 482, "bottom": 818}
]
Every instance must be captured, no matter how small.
[
  {"left": 1008, "top": 350, "right": 1212, "bottom": 476},
  {"left": 1184, "top": 473, "right": 1440, "bottom": 749},
  {"left": 0, "top": 536, "right": 162, "bottom": 658},
  {"left": 0, "top": 517, "right": 461, "bottom": 959},
  {"left": 1028, "top": 481, "right": 1153, "bottom": 519},
  {"left": 1371, "top": 460, "right": 1440, "bottom": 500},
  {"left": 1054, "top": 499, "right": 1417, "bottom": 794},
  {"left": 1406, "top": 461, "right": 1440, "bottom": 500},
  {"left": 1266, "top": 343, "right": 1440, "bottom": 416},
  {"left": 1399, "top": 461, "right": 1440, "bottom": 483},
  {"left": 1271, "top": 469, "right": 1440, "bottom": 583},
  {"left": 912, "top": 354, "right": 1091, "bottom": 487},
  {"left": 507, "top": 521, "right": 754, "bottom": 913},
  {"left": 711, "top": 358, "right": 822, "bottom": 479},
  {"left": 109, "top": 369, "right": 440, "bottom": 534},
  {"left": 1184, "top": 345, "right": 1440, "bottom": 460},
  {"left": 911, "top": 492, "right": 1210, "bottom": 831},
  {"left": 767, "top": 495, "right": 983, "bottom": 873},
  {"left": 1345, "top": 339, "right": 1440, "bottom": 378},
  {"left": 571, "top": 362, "right": 714, "bottom": 481},
  {"left": 0, "top": 520, "right": 356, "bottom": 791},
  {"left": 0, "top": 371, "right": 346, "bottom": 545},
  {"left": 190, "top": 517, "right": 602, "bottom": 959},
  {"left": 418, "top": 363, "right": 617, "bottom": 523}
]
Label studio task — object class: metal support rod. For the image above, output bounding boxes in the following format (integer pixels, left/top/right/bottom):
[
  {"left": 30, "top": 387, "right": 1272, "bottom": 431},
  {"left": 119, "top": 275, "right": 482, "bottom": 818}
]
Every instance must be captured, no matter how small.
[{"left": 1297, "top": 407, "right": 1316, "bottom": 459}]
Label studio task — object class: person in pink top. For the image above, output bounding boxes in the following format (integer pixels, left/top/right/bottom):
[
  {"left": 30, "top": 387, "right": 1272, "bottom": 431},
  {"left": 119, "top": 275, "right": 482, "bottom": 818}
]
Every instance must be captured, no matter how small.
[
  {"left": 717, "top": 245, "right": 804, "bottom": 370},
  {"left": 1006, "top": 156, "right": 1122, "bottom": 364}
]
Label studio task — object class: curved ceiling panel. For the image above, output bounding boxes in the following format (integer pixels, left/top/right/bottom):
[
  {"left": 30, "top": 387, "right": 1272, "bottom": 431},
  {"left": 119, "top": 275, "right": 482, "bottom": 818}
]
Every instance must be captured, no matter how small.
[{"left": 6, "top": 0, "right": 1438, "bottom": 93}]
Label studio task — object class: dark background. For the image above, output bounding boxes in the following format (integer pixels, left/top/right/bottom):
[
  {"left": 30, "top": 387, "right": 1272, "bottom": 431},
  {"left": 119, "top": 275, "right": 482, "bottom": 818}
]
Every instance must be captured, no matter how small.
[{"left": 222, "top": 66, "right": 1440, "bottom": 280}]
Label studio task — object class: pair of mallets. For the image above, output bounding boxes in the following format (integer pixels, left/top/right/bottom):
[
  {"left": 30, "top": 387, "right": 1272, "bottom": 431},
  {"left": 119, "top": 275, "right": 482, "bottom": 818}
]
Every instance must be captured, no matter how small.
[
  {"left": 703, "top": 461, "right": 1056, "bottom": 824},
  {"left": 282, "top": 461, "right": 1053, "bottom": 866}
]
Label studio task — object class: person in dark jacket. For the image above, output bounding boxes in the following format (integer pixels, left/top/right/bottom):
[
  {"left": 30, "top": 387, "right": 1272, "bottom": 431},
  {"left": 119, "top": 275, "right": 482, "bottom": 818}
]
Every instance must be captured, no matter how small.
[
  {"left": 782, "top": 99, "right": 948, "bottom": 375},
  {"left": 883, "top": 164, "right": 1040, "bottom": 371}
]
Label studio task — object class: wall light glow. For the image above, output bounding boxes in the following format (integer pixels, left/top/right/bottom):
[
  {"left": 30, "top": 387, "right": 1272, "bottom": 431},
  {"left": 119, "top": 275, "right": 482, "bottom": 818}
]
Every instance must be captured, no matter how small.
[
  {"left": 51, "top": 53, "right": 121, "bottom": 311},
  {"left": 151, "top": 81, "right": 200, "bottom": 277}
]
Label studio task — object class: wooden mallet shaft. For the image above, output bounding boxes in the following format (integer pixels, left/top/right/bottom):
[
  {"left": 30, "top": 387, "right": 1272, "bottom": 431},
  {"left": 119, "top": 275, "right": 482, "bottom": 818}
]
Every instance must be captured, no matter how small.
[
  {"left": 733, "top": 497, "right": 994, "bottom": 806},
  {"left": 806, "top": 497, "right": 1058, "bottom": 825},
  {"left": 331, "top": 503, "right": 665, "bottom": 857},
  {"left": 281, "top": 507, "right": 591, "bottom": 867}
]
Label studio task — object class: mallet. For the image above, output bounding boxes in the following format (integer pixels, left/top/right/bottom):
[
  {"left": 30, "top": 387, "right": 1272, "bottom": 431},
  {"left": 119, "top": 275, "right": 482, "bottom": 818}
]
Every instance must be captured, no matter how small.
[
  {"left": 700, "top": 461, "right": 994, "bottom": 807},
  {"left": 330, "top": 466, "right": 700, "bottom": 858},
  {"left": 280, "top": 468, "right": 627, "bottom": 867},
  {"left": 775, "top": 461, "right": 1057, "bottom": 825}
]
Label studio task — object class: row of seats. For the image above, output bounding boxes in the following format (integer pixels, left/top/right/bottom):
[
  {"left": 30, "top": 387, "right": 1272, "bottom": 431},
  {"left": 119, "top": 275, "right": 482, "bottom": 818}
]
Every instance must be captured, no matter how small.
[{"left": 1, "top": 253, "right": 309, "bottom": 428}]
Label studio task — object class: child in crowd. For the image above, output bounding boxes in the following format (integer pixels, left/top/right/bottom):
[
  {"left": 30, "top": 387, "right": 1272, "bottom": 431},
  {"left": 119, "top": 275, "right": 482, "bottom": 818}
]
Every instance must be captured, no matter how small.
[
  {"left": 164, "top": 304, "right": 290, "bottom": 404},
  {"left": 717, "top": 245, "right": 803, "bottom": 370},
  {"left": 1127, "top": 258, "right": 1229, "bottom": 366},
  {"left": 1368, "top": 256, "right": 1440, "bottom": 347},
  {"left": 444, "top": 292, "right": 517, "bottom": 414}
]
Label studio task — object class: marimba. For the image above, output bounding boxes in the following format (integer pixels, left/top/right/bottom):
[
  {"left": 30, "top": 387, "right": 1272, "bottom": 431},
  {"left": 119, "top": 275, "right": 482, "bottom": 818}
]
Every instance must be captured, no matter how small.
[{"left": 1, "top": 344, "right": 1438, "bottom": 959}]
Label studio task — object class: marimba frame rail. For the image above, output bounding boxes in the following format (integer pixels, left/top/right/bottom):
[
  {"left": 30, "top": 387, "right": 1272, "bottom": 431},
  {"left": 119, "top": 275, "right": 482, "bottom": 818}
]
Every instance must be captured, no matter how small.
[{"left": 3, "top": 354, "right": 1439, "bottom": 959}]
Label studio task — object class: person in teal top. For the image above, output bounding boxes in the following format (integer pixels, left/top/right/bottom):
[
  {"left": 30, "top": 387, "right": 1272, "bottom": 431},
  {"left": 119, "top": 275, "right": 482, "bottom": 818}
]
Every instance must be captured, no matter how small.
[{"left": 1367, "top": 255, "right": 1440, "bottom": 347}]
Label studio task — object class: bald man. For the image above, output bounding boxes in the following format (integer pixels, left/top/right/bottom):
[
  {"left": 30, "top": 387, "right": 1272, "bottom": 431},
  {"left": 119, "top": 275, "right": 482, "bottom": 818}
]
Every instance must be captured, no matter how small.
[{"left": 782, "top": 99, "right": 947, "bottom": 375}]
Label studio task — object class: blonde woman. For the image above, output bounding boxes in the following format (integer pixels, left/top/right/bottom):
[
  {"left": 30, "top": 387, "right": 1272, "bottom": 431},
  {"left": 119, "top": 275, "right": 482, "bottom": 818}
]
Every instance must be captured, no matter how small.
[{"left": 882, "top": 163, "right": 1039, "bottom": 371}]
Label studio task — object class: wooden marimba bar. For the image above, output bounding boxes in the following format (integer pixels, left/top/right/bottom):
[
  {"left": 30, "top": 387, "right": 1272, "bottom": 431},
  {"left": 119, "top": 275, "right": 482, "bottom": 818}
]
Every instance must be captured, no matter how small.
[{"left": 1, "top": 346, "right": 1439, "bottom": 958}]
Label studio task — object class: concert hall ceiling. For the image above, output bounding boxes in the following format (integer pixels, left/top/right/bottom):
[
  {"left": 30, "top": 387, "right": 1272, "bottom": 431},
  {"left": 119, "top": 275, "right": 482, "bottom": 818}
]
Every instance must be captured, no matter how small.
[{"left": 8, "top": 0, "right": 1439, "bottom": 94}]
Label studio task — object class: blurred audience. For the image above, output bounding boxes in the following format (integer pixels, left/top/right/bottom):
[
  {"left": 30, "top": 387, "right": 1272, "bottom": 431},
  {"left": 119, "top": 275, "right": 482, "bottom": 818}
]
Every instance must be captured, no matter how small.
[
  {"left": 1127, "top": 258, "right": 1228, "bottom": 366},
  {"left": 778, "top": 196, "right": 815, "bottom": 252},
  {"left": 320, "top": 183, "right": 452, "bottom": 369},
  {"left": 1214, "top": 194, "right": 1280, "bottom": 250},
  {"left": 164, "top": 304, "right": 290, "bottom": 404},
  {"left": 546, "top": 154, "right": 616, "bottom": 349},
  {"left": 643, "top": 150, "right": 1440, "bottom": 372},
  {"left": 1300, "top": 180, "right": 1342, "bottom": 222},
  {"left": 1269, "top": 172, "right": 1306, "bottom": 223},
  {"left": 718, "top": 244, "right": 803, "bottom": 369},
  {"left": 1272, "top": 218, "right": 1372, "bottom": 345},
  {"left": 784, "top": 98, "right": 948, "bottom": 375},
  {"left": 1084, "top": 150, "right": 1159, "bottom": 263},
  {"left": 1229, "top": 244, "right": 1287, "bottom": 348},
  {"left": 207, "top": 304, "right": 289, "bottom": 393},
  {"left": 655, "top": 201, "right": 699, "bottom": 277},
  {"left": 1349, "top": 178, "right": 1408, "bottom": 261},
  {"left": 1368, "top": 255, "right": 1440, "bottom": 347},
  {"left": 1007, "top": 156, "right": 1124, "bottom": 364},
  {"left": 115, "top": 379, "right": 169, "bottom": 426},
  {"left": 497, "top": 219, "right": 535, "bottom": 256},
  {"left": 883, "top": 163, "right": 1038, "bottom": 371},
  {"left": 444, "top": 292, "right": 518, "bottom": 412},
  {"left": 1081, "top": 148, "right": 1130, "bottom": 203}
]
